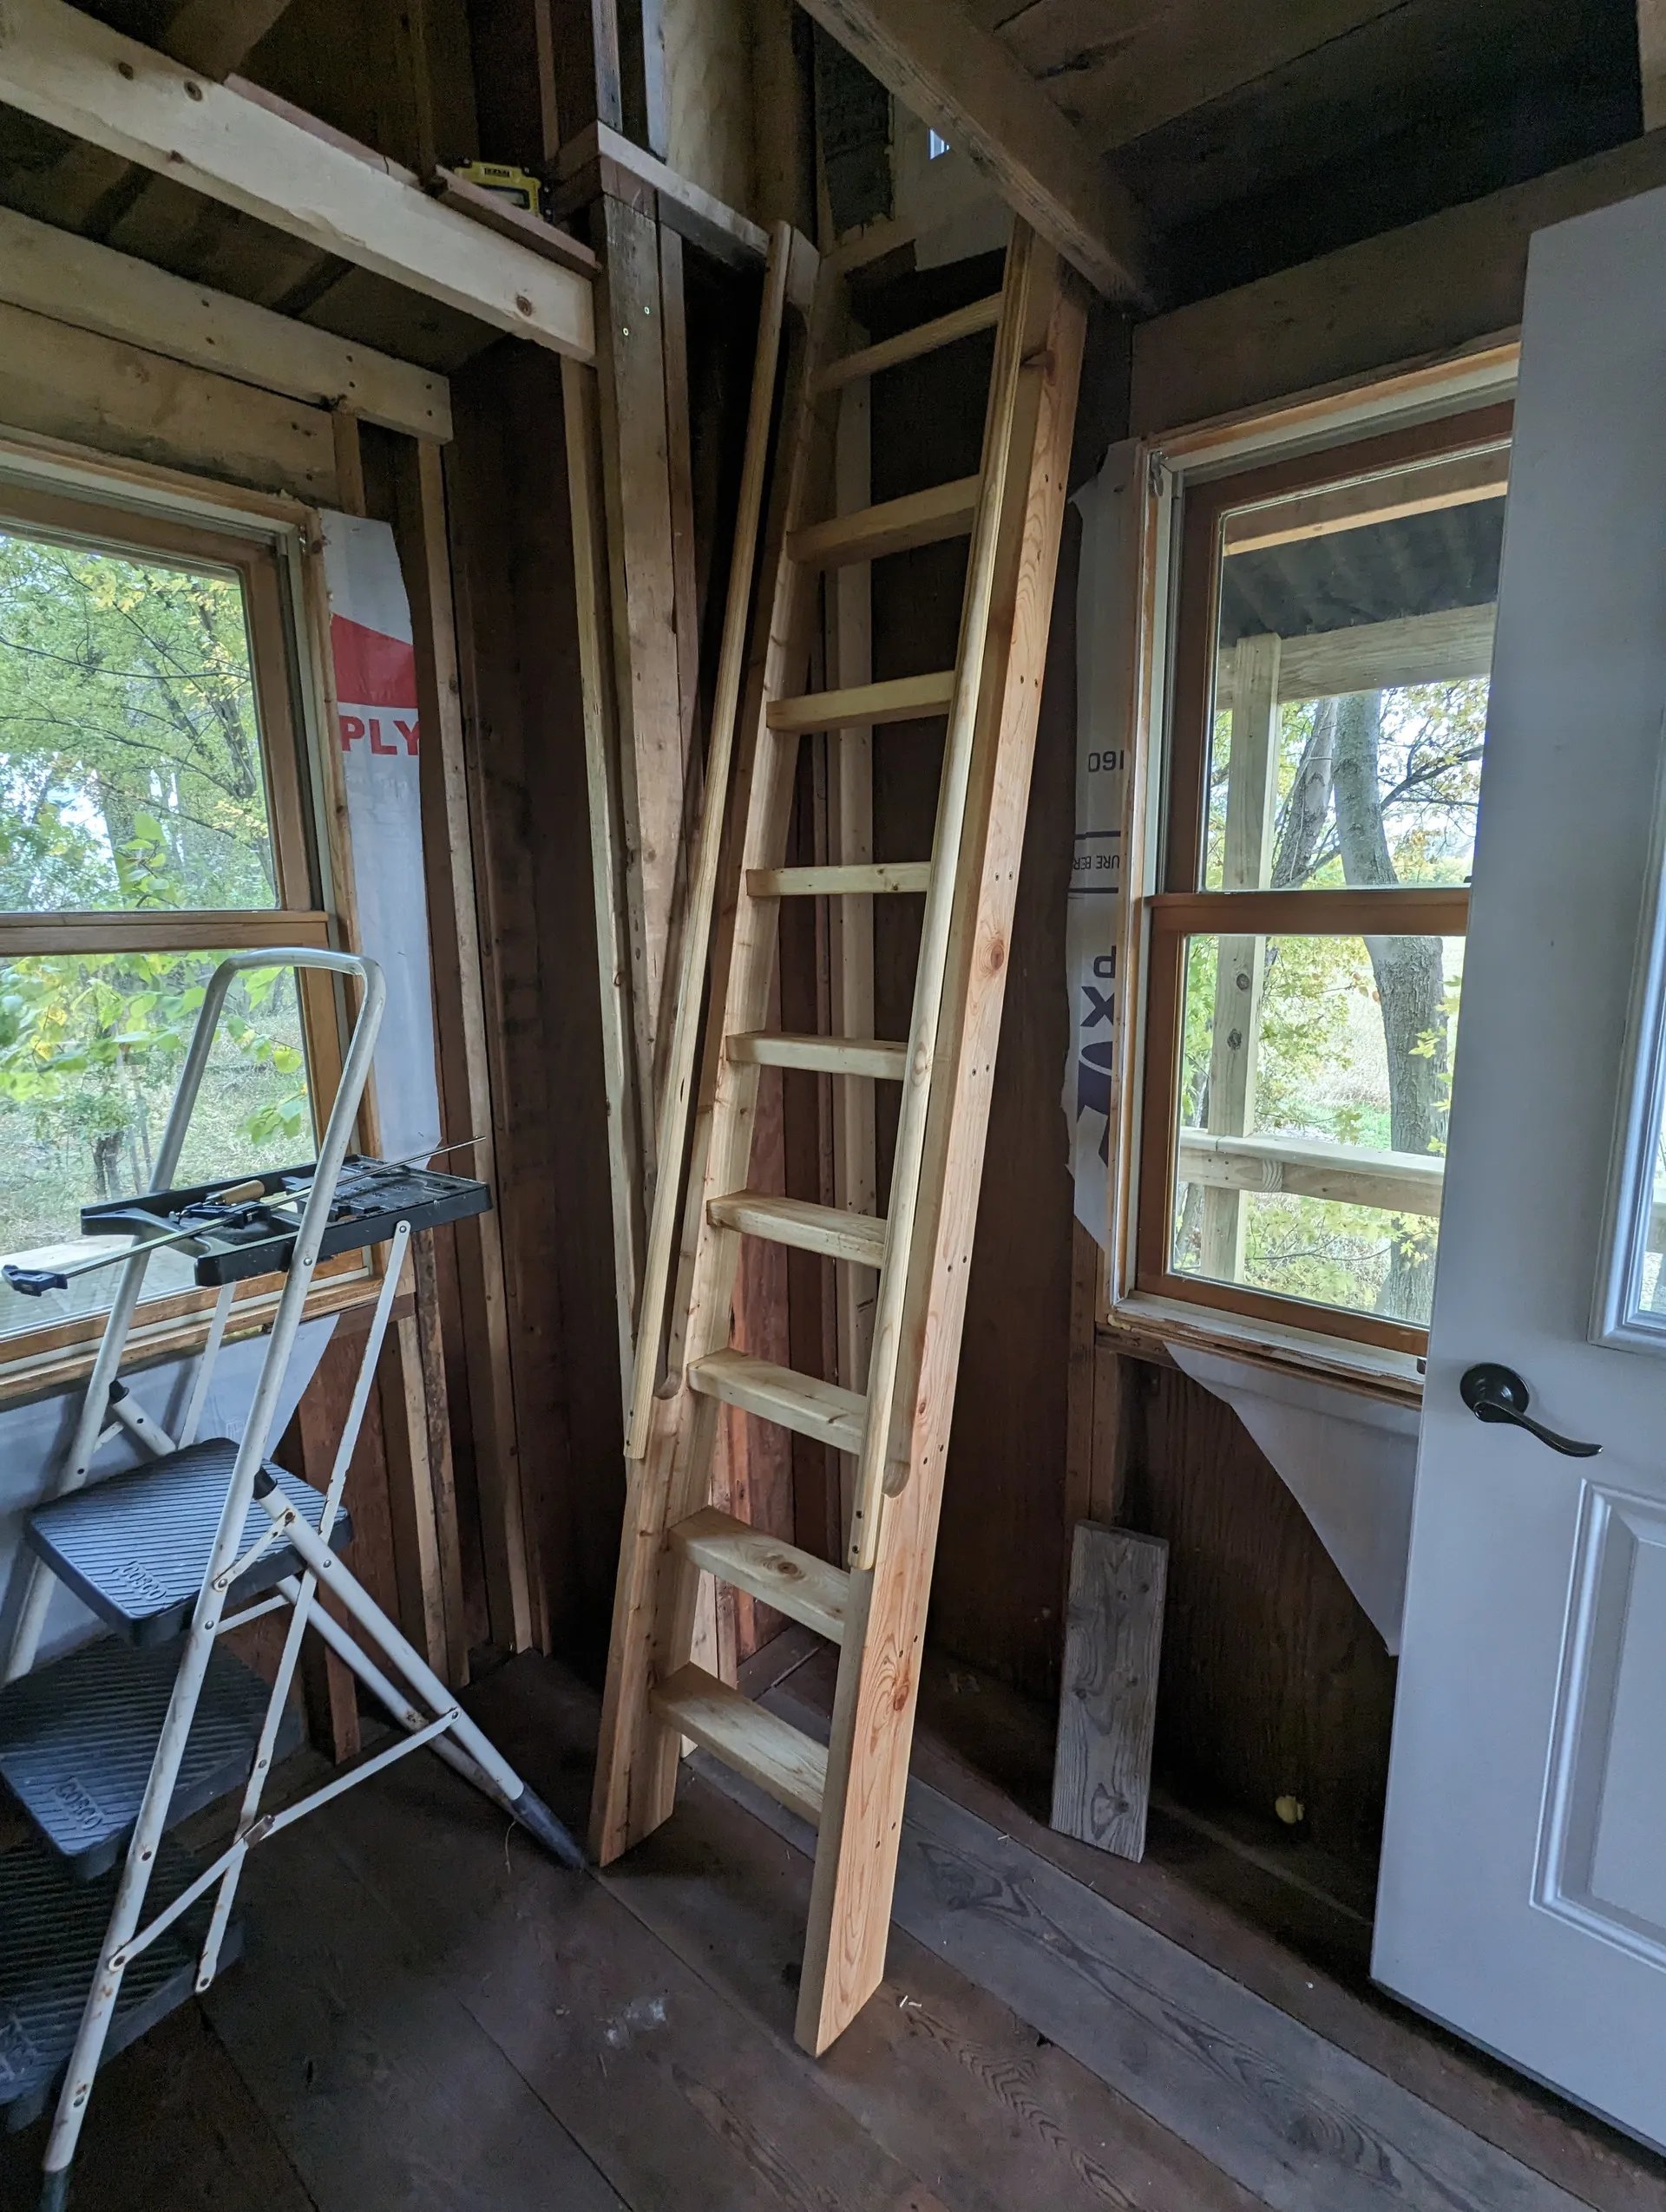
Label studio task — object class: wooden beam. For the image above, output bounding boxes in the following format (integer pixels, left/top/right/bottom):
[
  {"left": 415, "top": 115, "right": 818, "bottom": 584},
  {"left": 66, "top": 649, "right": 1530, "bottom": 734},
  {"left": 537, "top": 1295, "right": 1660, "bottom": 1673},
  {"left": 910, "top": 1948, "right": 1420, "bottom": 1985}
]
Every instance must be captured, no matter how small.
[
  {"left": 394, "top": 435, "right": 538, "bottom": 1652},
  {"left": 1643, "top": 1, "right": 1666, "bottom": 133},
  {"left": 1221, "top": 447, "right": 1508, "bottom": 557},
  {"left": 0, "top": 204, "right": 450, "bottom": 442},
  {"left": 159, "top": 0, "right": 294, "bottom": 78},
  {"left": 0, "top": 298, "right": 338, "bottom": 501},
  {"left": 0, "top": 0, "right": 594, "bottom": 363},
  {"left": 791, "top": 0, "right": 1148, "bottom": 301},
  {"left": 551, "top": 120, "right": 771, "bottom": 272},
  {"left": 1200, "top": 636, "right": 1279, "bottom": 1285},
  {"left": 1213, "top": 604, "right": 1495, "bottom": 709},
  {"left": 1131, "top": 131, "right": 1666, "bottom": 435}
]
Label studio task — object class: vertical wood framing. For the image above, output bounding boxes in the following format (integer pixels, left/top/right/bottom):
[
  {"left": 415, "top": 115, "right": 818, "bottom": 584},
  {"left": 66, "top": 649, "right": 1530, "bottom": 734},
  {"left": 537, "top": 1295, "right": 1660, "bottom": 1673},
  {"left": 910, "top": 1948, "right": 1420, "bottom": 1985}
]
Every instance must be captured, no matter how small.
[
  {"left": 330, "top": 405, "right": 465, "bottom": 1686},
  {"left": 560, "top": 354, "right": 646, "bottom": 1397},
  {"left": 394, "top": 435, "right": 535, "bottom": 1652},
  {"left": 1643, "top": 0, "right": 1666, "bottom": 132},
  {"left": 592, "top": 240, "right": 827, "bottom": 1862},
  {"left": 1199, "top": 632, "right": 1281, "bottom": 1283},
  {"left": 826, "top": 330, "right": 879, "bottom": 1544},
  {"left": 798, "top": 232, "right": 1087, "bottom": 2053},
  {"left": 592, "top": 187, "right": 687, "bottom": 1157}
]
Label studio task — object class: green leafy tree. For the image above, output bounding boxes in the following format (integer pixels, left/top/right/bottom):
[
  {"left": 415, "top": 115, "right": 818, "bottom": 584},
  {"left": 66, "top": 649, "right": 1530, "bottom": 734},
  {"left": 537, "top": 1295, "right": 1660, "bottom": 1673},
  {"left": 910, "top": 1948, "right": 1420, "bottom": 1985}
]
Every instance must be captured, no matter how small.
[{"left": 0, "top": 527, "right": 309, "bottom": 1263}]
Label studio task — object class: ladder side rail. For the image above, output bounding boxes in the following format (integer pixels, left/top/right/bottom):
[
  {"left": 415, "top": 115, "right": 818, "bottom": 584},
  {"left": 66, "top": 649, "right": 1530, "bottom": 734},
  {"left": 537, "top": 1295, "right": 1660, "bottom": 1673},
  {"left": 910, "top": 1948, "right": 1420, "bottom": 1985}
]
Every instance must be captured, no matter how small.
[
  {"left": 42, "top": 949, "right": 386, "bottom": 2194},
  {"left": 798, "top": 239, "right": 1088, "bottom": 2056},
  {"left": 3, "top": 953, "right": 285, "bottom": 1685},
  {"left": 193, "top": 1218, "right": 411, "bottom": 1986},
  {"left": 592, "top": 268, "right": 838, "bottom": 1864},
  {"left": 626, "top": 223, "right": 803, "bottom": 1457},
  {"left": 844, "top": 222, "right": 1034, "bottom": 1573}
]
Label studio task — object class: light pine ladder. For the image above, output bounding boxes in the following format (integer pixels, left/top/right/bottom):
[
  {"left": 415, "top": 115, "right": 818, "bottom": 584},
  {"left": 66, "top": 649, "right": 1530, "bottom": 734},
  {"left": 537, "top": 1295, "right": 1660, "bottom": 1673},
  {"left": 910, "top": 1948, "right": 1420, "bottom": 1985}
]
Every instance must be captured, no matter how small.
[{"left": 593, "top": 218, "right": 1086, "bottom": 2054}]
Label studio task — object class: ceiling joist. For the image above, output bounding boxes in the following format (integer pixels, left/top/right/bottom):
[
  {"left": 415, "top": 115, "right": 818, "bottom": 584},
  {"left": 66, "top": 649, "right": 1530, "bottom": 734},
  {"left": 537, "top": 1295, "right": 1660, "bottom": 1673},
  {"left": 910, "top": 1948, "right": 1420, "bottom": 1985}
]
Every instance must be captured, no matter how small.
[
  {"left": 0, "top": 0, "right": 595, "bottom": 364},
  {"left": 0, "top": 201, "right": 452, "bottom": 440},
  {"left": 793, "top": 0, "right": 1151, "bottom": 301}
]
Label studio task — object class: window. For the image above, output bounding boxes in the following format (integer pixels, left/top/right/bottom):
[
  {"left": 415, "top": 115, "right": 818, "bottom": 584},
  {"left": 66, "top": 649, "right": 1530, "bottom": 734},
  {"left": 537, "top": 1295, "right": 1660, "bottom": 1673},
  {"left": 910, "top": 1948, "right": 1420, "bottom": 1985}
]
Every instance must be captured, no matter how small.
[
  {"left": 1134, "top": 401, "right": 1512, "bottom": 1355},
  {"left": 0, "top": 471, "right": 340, "bottom": 1370}
]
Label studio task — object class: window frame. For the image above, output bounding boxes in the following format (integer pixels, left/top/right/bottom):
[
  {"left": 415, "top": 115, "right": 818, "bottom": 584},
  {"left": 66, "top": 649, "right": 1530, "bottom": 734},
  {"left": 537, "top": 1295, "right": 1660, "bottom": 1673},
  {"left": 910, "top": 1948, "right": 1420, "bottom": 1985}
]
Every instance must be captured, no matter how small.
[
  {"left": 1120, "top": 392, "right": 1517, "bottom": 1369},
  {"left": 0, "top": 456, "right": 360, "bottom": 1391}
]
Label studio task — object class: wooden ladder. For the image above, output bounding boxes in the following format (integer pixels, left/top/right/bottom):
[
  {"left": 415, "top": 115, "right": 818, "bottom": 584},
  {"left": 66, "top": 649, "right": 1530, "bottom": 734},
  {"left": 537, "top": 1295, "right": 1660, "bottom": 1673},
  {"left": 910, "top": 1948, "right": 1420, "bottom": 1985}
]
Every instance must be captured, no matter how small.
[{"left": 592, "top": 218, "right": 1086, "bottom": 2054}]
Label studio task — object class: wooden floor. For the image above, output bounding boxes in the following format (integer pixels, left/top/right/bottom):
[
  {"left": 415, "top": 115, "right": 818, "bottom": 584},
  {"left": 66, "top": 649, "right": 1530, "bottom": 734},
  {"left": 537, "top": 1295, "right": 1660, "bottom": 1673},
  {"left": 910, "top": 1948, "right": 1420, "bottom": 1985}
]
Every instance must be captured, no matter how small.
[{"left": 7, "top": 1649, "right": 1666, "bottom": 2212}]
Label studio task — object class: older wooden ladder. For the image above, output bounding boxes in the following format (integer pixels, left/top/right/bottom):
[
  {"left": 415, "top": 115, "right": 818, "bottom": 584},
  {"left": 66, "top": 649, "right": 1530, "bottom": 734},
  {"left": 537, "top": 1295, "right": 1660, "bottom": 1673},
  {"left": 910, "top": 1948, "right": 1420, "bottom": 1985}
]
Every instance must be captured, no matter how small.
[{"left": 592, "top": 217, "right": 1086, "bottom": 2054}]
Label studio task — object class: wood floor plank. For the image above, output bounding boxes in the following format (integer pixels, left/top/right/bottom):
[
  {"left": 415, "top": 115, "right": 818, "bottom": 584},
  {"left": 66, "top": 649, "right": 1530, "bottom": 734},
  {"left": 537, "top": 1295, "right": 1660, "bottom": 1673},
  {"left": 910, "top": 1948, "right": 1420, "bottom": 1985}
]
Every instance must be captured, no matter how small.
[
  {"left": 0, "top": 2005, "right": 318, "bottom": 2212},
  {"left": 469, "top": 1655, "right": 1265, "bottom": 2212},
  {"left": 741, "top": 1683, "right": 1597, "bottom": 2212},
  {"left": 202, "top": 1810, "right": 626, "bottom": 2212},
  {"left": 784, "top": 1644, "right": 1666, "bottom": 2212},
  {"left": 318, "top": 1747, "right": 947, "bottom": 2212}
]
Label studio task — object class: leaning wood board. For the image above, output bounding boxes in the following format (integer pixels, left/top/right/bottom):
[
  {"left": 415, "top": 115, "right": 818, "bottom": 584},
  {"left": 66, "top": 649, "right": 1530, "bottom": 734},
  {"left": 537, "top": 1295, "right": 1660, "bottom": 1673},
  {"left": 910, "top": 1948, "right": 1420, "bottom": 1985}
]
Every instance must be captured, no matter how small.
[{"left": 1051, "top": 1522, "right": 1167, "bottom": 1861}]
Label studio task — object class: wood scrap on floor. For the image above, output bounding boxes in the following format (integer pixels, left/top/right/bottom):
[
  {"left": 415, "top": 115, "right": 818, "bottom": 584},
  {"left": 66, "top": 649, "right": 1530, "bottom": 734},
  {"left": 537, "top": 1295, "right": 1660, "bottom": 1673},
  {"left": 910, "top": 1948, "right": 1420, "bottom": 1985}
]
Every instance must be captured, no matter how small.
[{"left": 1050, "top": 1520, "right": 1167, "bottom": 1861}]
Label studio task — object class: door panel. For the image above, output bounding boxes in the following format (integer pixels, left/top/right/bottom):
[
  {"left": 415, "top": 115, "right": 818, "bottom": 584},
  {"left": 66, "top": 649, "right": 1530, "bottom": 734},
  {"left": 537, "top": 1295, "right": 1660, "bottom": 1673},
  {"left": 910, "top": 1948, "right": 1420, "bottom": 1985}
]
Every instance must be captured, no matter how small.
[
  {"left": 1374, "top": 180, "right": 1666, "bottom": 2149},
  {"left": 1537, "top": 1482, "right": 1666, "bottom": 1967}
]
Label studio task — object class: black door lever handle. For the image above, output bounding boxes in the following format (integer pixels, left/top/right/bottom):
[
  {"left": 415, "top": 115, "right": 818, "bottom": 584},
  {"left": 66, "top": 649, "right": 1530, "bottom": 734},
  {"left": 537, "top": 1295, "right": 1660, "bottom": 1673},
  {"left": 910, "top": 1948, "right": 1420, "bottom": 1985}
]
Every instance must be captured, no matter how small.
[{"left": 1459, "top": 1364, "right": 1601, "bottom": 1457}]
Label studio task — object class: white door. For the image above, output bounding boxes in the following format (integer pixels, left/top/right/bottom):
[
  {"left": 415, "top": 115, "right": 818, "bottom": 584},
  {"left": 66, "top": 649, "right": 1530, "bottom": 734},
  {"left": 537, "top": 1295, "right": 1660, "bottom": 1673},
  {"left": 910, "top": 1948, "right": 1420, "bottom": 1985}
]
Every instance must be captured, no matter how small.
[{"left": 1375, "top": 180, "right": 1666, "bottom": 2149}]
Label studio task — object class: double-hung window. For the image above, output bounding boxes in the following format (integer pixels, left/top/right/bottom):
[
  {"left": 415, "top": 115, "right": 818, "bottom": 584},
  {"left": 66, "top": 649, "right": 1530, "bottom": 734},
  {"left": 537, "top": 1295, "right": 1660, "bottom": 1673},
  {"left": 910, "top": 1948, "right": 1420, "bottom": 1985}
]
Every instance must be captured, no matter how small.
[
  {"left": 0, "top": 465, "right": 343, "bottom": 1383},
  {"left": 1133, "top": 398, "right": 1513, "bottom": 1358}
]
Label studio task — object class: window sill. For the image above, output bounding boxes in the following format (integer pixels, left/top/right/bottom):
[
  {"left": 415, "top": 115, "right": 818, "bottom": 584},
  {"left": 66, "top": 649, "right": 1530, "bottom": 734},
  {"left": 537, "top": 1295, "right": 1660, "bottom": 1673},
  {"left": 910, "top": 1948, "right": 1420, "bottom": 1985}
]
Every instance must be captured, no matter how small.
[
  {"left": 0, "top": 1269, "right": 398, "bottom": 1413},
  {"left": 1099, "top": 1289, "right": 1424, "bottom": 1410}
]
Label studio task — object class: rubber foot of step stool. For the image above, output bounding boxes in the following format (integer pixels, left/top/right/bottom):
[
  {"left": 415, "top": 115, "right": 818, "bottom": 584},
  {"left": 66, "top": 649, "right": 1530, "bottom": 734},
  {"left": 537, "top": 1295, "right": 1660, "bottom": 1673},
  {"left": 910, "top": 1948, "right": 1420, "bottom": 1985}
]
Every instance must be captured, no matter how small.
[
  {"left": 509, "top": 1785, "right": 587, "bottom": 1870},
  {"left": 40, "top": 2166, "right": 71, "bottom": 2212}
]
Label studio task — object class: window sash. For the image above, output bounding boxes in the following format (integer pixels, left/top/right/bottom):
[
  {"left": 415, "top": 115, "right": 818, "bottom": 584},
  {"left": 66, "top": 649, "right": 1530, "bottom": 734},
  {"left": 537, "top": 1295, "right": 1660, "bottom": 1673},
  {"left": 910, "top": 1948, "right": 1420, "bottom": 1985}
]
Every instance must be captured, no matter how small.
[
  {"left": 1129, "top": 401, "right": 1511, "bottom": 1356},
  {"left": 0, "top": 472, "right": 361, "bottom": 1383}
]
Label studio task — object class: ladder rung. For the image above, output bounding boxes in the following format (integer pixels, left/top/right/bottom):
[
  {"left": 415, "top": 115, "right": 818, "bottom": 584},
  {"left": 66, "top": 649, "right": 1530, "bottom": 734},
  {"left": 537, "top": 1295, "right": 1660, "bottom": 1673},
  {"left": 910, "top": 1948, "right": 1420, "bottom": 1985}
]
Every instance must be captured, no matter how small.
[
  {"left": 747, "top": 861, "right": 931, "bottom": 898},
  {"left": 727, "top": 1031, "right": 908, "bottom": 1080},
  {"left": 652, "top": 1663, "right": 826, "bottom": 1826},
  {"left": 689, "top": 1348, "right": 867, "bottom": 1456},
  {"left": 788, "top": 477, "right": 979, "bottom": 570},
  {"left": 815, "top": 294, "right": 1003, "bottom": 392},
  {"left": 670, "top": 1507, "right": 849, "bottom": 1643},
  {"left": 709, "top": 1189, "right": 887, "bottom": 1268},
  {"left": 767, "top": 671, "right": 955, "bottom": 734}
]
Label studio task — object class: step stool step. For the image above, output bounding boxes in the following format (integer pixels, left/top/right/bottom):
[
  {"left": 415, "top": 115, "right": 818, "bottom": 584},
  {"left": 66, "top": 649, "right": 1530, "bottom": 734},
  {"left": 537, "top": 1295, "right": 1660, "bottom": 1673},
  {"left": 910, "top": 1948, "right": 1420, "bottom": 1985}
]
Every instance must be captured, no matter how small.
[
  {"left": 671, "top": 1508, "right": 850, "bottom": 1644},
  {"left": 0, "top": 1833, "right": 241, "bottom": 2133},
  {"left": 28, "top": 1437, "right": 350, "bottom": 1646},
  {"left": 652, "top": 1663, "right": 826, "bottom": 1826},
  {"left": 0, "top": 1636, "right": 299, "bottom": 1881},
  {"left": 688, "top": 1350, "right": 867, "bottom": 1456}
]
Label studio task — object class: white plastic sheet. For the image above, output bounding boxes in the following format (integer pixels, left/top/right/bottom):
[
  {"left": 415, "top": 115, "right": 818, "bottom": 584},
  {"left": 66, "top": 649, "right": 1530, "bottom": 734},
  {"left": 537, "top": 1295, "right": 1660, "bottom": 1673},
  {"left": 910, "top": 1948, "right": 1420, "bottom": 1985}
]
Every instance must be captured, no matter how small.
[{"left": 320, "top": 513, "right": 442, "bottom": 1166}]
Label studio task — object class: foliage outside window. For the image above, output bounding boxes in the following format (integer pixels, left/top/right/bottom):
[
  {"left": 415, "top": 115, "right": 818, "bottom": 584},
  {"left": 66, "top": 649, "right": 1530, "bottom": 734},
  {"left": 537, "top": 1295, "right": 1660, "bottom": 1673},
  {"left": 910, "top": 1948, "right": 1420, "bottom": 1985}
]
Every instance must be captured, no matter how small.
[
  {"left": 1135, "top": 403, "right": 1512, "bottom": 1354},
  {"left": 0, "top": 476, "right": 334, "bottom": 1359}
]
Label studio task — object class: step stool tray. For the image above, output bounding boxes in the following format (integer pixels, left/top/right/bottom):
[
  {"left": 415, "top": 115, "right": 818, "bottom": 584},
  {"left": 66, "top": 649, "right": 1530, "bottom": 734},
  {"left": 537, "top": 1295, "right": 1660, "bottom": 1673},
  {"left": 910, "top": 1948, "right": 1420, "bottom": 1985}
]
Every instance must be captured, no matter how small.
[
  {"left": 27, "top": 1438, "right": 350, "bottom": 1646},
  {"left": 0, "top": 1834, "right": 241, "bottom": 2133},
  {"left": 0, "top": 1637, "right": 299, "bottom": 1880}
]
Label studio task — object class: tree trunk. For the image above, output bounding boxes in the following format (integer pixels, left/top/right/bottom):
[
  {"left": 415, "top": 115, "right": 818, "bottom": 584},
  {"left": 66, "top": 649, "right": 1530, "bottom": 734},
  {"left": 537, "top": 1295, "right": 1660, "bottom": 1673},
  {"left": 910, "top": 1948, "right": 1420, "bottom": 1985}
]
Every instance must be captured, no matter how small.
[
  {"left": 1272, "top": 698, "right": 1335, "bottom": 889},
  {"left": 1330, "top": 690, "right": 1449, "bottom": 1322}
]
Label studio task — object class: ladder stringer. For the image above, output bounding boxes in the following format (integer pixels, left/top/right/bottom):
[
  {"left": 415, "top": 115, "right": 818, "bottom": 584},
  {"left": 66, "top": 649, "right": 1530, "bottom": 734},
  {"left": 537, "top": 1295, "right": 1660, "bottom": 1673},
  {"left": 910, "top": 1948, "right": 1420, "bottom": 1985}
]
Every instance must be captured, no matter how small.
[
  {"left": 796, "top": 229, "right": 1088, "bottom": 2057},
  {"left": 591, "top": 249, "right": 840, "bottom": 1867}
]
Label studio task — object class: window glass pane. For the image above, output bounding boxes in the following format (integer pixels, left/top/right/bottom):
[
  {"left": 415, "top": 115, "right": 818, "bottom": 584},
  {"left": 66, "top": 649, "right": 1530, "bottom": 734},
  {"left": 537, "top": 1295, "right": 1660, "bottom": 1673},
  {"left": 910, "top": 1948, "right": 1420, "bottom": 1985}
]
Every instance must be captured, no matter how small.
[
  {"left": 0, "top": 949, "right": 312, "bottom": 1338},
  {"left": 1171, "top": 933, "right": 1463, "bottom": 1328},
  {"left": 0, "top": 527, "right": 278, "bottom": 914},
  {"left": 1204, "top": 441, "right": 1507, "bottom": 894}
]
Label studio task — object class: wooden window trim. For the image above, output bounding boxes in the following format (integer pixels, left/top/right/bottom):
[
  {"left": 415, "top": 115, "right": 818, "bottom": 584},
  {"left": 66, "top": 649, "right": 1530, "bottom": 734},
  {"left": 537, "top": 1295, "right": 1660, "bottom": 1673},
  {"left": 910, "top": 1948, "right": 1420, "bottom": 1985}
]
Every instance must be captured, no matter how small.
[
  {"left": 1132, "top": 401, "right": 1512, "bottom": 1357},
  {"left": 0, "top": 467, "right": 367, "bottom": 1376}
]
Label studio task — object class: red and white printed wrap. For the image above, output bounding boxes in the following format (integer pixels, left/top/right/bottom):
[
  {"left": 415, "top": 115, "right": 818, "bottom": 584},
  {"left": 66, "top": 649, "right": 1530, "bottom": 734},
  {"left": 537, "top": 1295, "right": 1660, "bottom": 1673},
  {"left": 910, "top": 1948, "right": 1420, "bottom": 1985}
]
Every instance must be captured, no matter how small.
[{"left": 320, "top": 513, "right": 442, "bottom": 1165}]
